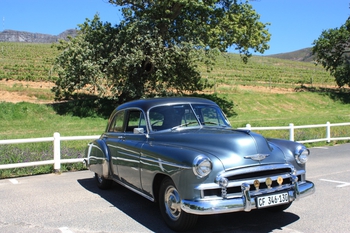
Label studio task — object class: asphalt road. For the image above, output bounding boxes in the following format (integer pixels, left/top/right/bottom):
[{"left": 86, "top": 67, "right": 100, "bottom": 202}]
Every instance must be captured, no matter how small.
[{"left": 0, "top": 144, "right": 350, "bottom": 233}]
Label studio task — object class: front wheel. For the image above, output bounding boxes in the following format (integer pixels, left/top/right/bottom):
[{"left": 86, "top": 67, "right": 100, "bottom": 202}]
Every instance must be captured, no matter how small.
[
  {"left": 159, "top": 177, "right": 198, "bottom": 231},
  {"left": 95, "top": 173, "right": 113, "bottom": 190}
]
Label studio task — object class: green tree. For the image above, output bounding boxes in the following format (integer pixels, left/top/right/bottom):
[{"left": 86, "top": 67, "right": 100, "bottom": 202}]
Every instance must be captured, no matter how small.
[
  {"left": 53, "top": 0, "right": 270, "bottom": 102},
  {"left": 110, "top": 0, "right": 270, "bottom": 59},
  {"left": 312, "top": 17, "right": 350, "bottom": 87},
  {"left": 52, "top": 17, "right": 119, "bottom": 100}
]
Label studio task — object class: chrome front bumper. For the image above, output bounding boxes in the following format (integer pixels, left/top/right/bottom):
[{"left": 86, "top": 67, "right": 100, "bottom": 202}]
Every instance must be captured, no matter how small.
[{"left": 181, "top": 180, "right": 315, "bottom": 215}]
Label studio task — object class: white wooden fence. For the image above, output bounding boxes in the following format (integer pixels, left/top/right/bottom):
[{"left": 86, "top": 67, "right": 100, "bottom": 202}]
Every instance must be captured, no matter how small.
[
  {"left": 0, "top": 122, "right": 350, "bottom": 171},
  {"left": 0, "top": 133, "right": 99, "bottom": 171},
  {"left": 238, "top": 122, "right": 350, "bottom": 143}
]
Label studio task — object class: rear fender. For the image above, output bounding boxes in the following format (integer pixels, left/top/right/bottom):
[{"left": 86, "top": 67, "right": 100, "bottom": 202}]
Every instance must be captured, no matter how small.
[{"left": 85, "top": 139, "right": 111, "bottom": 178}]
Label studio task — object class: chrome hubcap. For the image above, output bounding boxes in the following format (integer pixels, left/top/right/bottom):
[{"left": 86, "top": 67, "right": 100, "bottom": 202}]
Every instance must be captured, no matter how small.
[
  {"left": 96, "top": 174, "right": 103, "bottom": 183},
  {"left": 164, "top": 186, "right": 181, "bottom": 220}
]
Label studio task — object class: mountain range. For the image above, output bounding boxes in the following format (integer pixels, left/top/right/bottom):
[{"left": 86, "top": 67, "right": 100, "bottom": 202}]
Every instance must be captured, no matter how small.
[
  {"left": 0, "top": 29, "right": 78, "bottom": 43},
  {"left": 0, "top": 29, "right": 313, "bottom": 62}
]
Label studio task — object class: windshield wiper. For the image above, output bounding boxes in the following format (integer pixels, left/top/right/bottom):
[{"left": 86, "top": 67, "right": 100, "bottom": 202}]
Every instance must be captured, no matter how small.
[
  {"left": 200, "top": 121, "right": 217, "bottom": 125},
  {"left": 171, "top": 121, "right": 199, "bottom": 131},
  {"left": 201, "top": 121, "right": 229, "bottom": 128}
]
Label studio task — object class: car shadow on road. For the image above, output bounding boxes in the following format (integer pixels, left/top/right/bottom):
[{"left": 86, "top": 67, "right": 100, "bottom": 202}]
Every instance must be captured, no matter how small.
[{"left": 77, "top": 177, "right": 300, "bottom": 233}]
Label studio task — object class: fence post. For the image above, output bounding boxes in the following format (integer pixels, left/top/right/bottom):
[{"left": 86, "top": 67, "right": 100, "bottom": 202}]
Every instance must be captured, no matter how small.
[
  {"left": 326, "top": 121, "right": 331, "bottom": 143},
  {"left": 246, "top": 124, "right": 251, "bottom": 130},
  {"left": 289, "top": 123, "right": 294, "bottom": 141},
  {"left": 53, "top": 132, "right": 61, "bottom": 173}
]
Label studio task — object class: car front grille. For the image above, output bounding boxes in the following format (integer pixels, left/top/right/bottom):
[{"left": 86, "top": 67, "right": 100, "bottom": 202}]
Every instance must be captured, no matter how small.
[{"left": 202, "top": 164, "right": 302, "bottom": 199}]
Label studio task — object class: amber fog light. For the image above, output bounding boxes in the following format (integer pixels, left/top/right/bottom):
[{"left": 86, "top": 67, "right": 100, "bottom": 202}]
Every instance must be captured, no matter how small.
[
  {"left": 254, "top": 179, "right": 260, "bottom": 190},
  {"left": 277, "top": 176, "right": 283, "bottom": 185},
  {"left": 266, "top": 177, "right": 272, "bottom": 188}
]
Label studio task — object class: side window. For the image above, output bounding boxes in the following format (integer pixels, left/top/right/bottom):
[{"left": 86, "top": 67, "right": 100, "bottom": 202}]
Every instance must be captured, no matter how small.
[
  {"left": 108, "top": 111, "right": 125, "bottom": 132},
  {"left": 125, "top": 110, "right": 147, "bottom": 133}
]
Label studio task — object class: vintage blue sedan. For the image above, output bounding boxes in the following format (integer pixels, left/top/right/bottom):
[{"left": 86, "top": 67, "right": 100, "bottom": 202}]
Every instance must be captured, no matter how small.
[{"left": 85, "top": 97, "right": 315, "bottom": 231}]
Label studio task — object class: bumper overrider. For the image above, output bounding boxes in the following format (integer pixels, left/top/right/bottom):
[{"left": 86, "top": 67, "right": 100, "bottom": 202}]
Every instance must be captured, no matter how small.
[{"left": 181, "top": 180, "right": 315, "bottom": 215}]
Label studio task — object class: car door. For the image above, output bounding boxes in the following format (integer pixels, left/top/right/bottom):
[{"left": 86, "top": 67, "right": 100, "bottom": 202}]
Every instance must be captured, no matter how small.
[
  {"left": 103, "top": 110, "right": 125, "bottom": 181},
  {"left": 105, "top": 108, "right": 147, "bottom": 190}
]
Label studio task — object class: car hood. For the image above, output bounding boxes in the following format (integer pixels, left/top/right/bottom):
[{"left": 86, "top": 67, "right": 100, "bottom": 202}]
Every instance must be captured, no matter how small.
[{"left": 150, "top": 127, "right": 286, "bottom": 170}]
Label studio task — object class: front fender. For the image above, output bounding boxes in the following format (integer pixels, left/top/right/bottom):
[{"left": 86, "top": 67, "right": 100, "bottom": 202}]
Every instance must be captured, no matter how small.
[
  {"left": 267, "top": 138, "right": 306, "bottom": 171},
  {"left": 85, "top": 139, "right": 111, "bottom": 178},
  {"left": 140, "top": 142, "right": 224, "bottom": 200}
]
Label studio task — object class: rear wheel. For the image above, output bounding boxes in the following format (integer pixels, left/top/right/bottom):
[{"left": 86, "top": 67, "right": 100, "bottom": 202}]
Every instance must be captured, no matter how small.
[
  {"left": 159, "top": 177, "right": 198, "bottom": 231},
  {"left": 95, "top": 173, "right": 113, "bottom": 190}
]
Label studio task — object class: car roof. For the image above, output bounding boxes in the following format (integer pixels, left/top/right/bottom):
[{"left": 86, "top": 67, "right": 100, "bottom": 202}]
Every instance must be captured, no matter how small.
[{"left": 116, "top": 97, "right": 218, "bottom": 112}]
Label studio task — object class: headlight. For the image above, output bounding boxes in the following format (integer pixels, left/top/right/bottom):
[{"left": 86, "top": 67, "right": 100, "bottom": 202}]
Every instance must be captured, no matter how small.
[
  {"left": 193, "top": 155, "right": 212, "bottom": 178},
  {"left": 294, "top": 146, "right": 310, "bottom": 164}
]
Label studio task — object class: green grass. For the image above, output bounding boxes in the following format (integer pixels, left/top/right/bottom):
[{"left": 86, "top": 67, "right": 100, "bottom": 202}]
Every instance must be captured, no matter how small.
[
  {"left": 223, "top": 91, "right": 350, "bottom": 142},
  {"left": 0, "top": 102, "right": 106, "bottom": 139},
  {"left": 0, "top": 102, "right": 106, "bottom": 178},
  {"left": 0, "top": 42, "right": 350, "bottom": 178},
  {"left": 228, "top": 91, "right": 350, "bottom": 127}
]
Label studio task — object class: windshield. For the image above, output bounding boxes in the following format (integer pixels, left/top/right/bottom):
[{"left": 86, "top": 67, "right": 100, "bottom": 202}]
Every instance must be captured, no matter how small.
[{"left": 149, "top": 104, "right": 231, "bottom": 131}]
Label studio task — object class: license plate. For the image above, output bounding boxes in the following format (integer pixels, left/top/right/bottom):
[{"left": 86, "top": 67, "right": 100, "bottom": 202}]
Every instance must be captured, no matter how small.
[{"left": 256, "top": 192, "right": 289, "bottom": 208}]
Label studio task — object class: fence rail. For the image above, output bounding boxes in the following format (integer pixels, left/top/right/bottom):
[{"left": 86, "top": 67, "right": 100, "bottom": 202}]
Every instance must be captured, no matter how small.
[
  {"left": 0, "top": 133, "right": 100, "bottom": 171},
  {"left": 1, "top": 122, "right": 350, "bottom": 171},
  {"left": 238, "top": 122, "right": 350, "bottom": 143}
]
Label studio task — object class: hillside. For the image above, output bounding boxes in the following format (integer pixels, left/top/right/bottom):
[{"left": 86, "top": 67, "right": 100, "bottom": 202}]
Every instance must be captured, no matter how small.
[
  {"left": 0, "top": 41, "right": 336, "bottom": 104},
  {"left": 0, "top": 41, "right": 349, "bottom": 144},
  {"left": 268, "top": 48, "right": 315, "bottom": 62}
]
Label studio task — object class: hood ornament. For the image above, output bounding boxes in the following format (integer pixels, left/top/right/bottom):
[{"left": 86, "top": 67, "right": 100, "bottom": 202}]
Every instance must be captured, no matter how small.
[{"left": 244, "top": 154, "right": 270, "bottom": 161}]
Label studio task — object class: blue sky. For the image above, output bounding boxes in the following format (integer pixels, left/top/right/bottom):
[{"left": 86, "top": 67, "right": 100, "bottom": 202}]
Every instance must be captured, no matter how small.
[{"left": 1, "top": 0, "right": 349, "bottom": 55}]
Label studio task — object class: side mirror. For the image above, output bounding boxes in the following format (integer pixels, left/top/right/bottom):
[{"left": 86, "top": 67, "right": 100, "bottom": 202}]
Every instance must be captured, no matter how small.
[{"left": 133, "top": 127, "right": 145, "bottom": 134}]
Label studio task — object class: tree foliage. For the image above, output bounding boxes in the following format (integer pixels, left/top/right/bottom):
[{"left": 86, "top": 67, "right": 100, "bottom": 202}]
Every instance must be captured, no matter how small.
[
  {"left": 53, "top": 0, "right": 270, "bottom": 102},
  {"left": 312, "top": 17, "right": 350, "bottom": 87},
  {"left": 109, "top": 0, "right": 270, "bottom": 58},
  {"left": 53, "top": 16, "right": 207, "bottom": 102}
]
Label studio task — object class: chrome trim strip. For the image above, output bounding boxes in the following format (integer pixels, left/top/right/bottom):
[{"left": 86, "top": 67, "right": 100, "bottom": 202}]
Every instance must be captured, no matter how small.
[
  {"left": 107, "top": 144, "right": 139, "bottom": 155},
  {"left": 108, "top": 144, "right": 191, "bottom": 170},
  {"left": 216, "top": 164, "right": 295, "bottom": 180},
  {"left": 201, "top": 183, "right": 297, "bottom": 201},
  {"left": 295, "top": 169, "right": 306, "bottom": 176},
  {"left": 140, "top": 155, "right": 192, "bottom": 170},
  {"left": 113, "top": 178, "right": 154, "bottom": 202},
  {"left": 86, "top": 143, "right": 93, "bottom": 165},
  {"left": 181, "top": 181, "right": 315, "bottom": 215}
]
